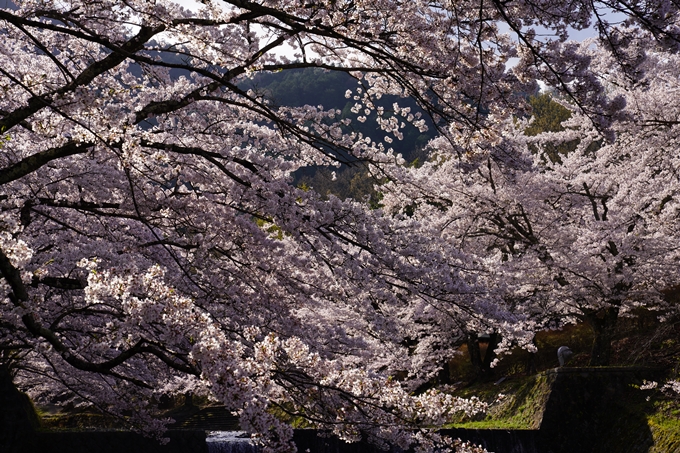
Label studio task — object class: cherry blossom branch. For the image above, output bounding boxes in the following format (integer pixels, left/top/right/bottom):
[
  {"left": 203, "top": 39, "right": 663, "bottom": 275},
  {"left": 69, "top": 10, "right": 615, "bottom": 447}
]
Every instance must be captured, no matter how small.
[
  {"left": 0, "top": 247, "right": 198, "bottom": 380},
  {"left": 0, "top": 21, "right": 165, "bottom": 132}
]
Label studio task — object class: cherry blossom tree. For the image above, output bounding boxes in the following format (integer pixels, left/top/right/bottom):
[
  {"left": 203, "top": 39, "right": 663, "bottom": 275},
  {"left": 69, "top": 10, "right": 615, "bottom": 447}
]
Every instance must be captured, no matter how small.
[
  {"left": 2, "top": 0, "right": 680, "bottom": 451},
  {"left": 0, "top": 0, "right": 522, "bottom": 450},
  {"left": 380, "top": 43, "right": 680, "bottom": 367}
]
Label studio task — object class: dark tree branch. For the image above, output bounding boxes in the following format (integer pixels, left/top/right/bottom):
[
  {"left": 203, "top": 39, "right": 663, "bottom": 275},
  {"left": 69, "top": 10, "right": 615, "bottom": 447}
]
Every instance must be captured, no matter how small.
[
  {"left": 0, "top": 20, "right": 165, "bottom": 132},
  {"left": 0, "top": 142, "right": 91, "bottom": 185},
  {"left": 0, "top": 247, "right": 199, "bottom": 380}
]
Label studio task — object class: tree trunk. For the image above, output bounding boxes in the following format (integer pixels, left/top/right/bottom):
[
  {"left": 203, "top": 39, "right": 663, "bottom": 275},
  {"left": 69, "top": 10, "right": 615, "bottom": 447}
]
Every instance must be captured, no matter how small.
[
  {"left": 526, "top": 337, "right": 538, "bottom": 375},
  {"left": 466, "top": 333, "right": 483, "bottom": 378},
  {"left": 482, "top": 332, "right": 501, "bottom": 373},
  {"left": 183, "top": 391, "right": 195, "bottom": 408},
  {"left": 437, "top": 359, "right": 452, "bottom": 385},
  {"left": 467, "top": 332, "right": 500, "bottom": 381},
  {"left": 586, "top": 306, "right": 620, "bottom": 366},
  {"left": 0, "top": 365, "right": 40, "bottom": 453}
]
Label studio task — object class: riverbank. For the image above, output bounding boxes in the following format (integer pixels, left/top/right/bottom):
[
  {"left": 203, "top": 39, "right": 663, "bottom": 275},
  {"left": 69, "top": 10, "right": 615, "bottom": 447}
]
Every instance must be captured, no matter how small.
[{"left": 3, "top": 367, "right": 679, "bottom": 453}]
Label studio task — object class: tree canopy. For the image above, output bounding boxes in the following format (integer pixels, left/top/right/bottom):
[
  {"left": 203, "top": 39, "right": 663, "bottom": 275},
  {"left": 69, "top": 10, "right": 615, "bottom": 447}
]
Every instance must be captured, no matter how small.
[{"left": 1, "top": 0, "right": 679, "bottom": 452}]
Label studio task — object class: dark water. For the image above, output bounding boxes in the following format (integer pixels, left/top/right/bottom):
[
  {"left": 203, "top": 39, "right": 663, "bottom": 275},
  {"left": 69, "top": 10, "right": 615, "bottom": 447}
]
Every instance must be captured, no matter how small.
[{"left": 206, "top": 429, "right": 540, "bottom": 453}]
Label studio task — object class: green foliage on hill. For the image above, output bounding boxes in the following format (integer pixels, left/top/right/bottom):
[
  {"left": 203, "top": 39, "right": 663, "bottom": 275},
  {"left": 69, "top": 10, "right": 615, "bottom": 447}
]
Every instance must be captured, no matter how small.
[
  {"left": 524, "top": 93, "right": 572, "bottom": 136},
  {"left": 525, "top": 92, "right": 579, "bottom": 162}
]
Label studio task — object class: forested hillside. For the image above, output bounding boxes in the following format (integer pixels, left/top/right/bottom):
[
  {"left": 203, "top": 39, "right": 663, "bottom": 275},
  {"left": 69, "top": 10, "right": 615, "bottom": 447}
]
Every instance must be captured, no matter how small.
[{"left": 243, "top": 68, "right": 435, "bottom": 201}]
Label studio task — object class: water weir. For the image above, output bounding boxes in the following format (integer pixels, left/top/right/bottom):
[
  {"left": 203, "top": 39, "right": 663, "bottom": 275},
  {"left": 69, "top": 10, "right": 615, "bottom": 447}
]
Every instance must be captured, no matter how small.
[{"left": 206, "top": 431, "right": 258, "bottom": 453}]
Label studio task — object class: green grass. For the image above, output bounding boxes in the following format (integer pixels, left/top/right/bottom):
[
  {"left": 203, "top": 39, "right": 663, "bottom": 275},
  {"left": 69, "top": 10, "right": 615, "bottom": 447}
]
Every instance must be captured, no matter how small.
[
  {"left": 444, "top": 373, "right": 553, "bottom": 430},
  {"left": 647, "top": 401, "right": 680, "bottom": 453},
  {"left": 450, "top": 419, "right": 535, "bottom": 430}
]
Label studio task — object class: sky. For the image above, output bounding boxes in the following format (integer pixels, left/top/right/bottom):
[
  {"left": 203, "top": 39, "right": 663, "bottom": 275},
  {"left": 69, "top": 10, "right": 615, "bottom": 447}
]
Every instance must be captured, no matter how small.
[
  {"left": 168, "top": 0, "right": 627, "bottom": 71},
  {"left": 171, "top": 0, "right": 626, "bottom": 42},
  {"left": 0, "top": 0, "right": 626, "bottom": 45},
  {"left": 0, "top": 0, "right": 630, "bottom": 68}
]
